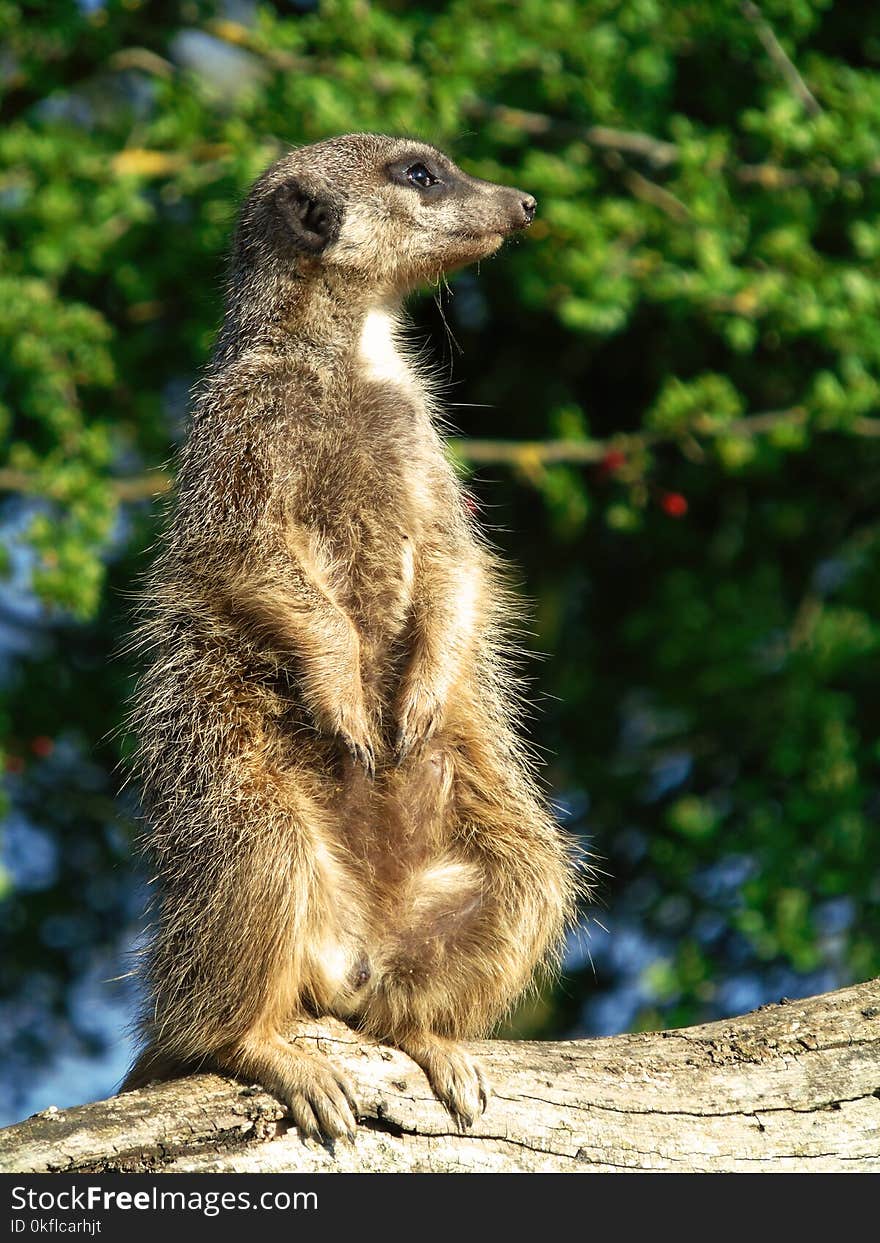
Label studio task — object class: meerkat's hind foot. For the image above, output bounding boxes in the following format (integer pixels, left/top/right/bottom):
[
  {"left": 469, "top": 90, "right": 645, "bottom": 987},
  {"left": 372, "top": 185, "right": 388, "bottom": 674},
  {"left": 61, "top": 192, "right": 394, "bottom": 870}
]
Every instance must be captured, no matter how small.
[
  {"left": 228, "top": 1034, "right": 360, "bottom": 1143},
  {"left": 286, "top": 1060, "right": 360, "bottom": 1144},
  {"left": 397, "top": 1033, "right": 490, "bottom": 1130}
]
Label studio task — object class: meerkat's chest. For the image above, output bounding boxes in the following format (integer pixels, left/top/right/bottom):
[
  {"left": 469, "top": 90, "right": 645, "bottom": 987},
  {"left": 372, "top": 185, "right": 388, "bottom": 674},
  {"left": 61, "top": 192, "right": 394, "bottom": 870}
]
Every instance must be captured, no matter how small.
[
  {"left": 285, "top": 312, "right": 450, "bottom": 634},
  {"left": 334, "top": 312, "right": 442, "bottom": 613},
  {"left": 337, "top": 478, "right": 424, "bottom": 641}
]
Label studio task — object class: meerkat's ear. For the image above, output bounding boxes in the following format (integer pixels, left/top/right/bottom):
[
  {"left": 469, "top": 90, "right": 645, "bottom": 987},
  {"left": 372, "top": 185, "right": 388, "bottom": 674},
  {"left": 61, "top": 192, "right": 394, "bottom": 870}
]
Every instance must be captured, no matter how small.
[{"left": 272, "top": 179, "right": 341, "bottom": 254}]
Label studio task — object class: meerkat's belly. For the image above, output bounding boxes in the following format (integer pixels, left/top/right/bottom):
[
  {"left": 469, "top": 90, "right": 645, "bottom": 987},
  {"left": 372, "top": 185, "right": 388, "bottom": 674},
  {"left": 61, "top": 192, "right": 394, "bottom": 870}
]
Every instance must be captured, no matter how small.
[
  {"left": 312, "top": 745, "right": 484, "bottom": 1021},
  {"left": 316, "top": 851, "right": 485, "bottom": 1024}
]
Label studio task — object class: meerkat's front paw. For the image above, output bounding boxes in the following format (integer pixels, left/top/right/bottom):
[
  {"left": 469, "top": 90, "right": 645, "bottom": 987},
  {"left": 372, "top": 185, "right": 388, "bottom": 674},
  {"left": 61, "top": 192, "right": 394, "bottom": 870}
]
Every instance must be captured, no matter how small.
[
  {"left": 332, "top": 703, "right": 377, "bottom": 778},
  {"left": 395, "top": 685, "right": 443, "bottom": 763},
  {"left": 341, "top": 730, "right": 376, "bottom": 779},
  {"left": 397, "top": 1033, "right": 490, "bottom": 1130}
]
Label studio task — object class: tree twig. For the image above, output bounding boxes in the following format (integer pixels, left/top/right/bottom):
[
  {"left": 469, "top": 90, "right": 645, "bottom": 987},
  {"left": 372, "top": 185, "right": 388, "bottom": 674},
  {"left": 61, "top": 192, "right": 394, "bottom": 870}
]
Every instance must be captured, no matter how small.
[
  {"left": 620, "top": 167, "right": 692, "bottom": 221},
  {"left": 740, "top": 0, "right": 822, "bottom": 117}
]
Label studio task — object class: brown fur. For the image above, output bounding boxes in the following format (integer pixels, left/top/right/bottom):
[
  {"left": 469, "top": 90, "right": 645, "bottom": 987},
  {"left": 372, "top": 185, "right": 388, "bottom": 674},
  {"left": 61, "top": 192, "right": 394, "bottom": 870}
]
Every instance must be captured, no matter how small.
[{"left": 123, "top": 134, "right": 584, "bottom": 1138}]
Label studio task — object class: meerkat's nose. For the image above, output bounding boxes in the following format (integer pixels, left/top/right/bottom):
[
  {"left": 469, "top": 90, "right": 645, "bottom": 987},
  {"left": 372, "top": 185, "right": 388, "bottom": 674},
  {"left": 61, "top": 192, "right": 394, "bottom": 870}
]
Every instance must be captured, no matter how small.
[{"left": 495, "top": 186, "right": 537, "bottom": 232}]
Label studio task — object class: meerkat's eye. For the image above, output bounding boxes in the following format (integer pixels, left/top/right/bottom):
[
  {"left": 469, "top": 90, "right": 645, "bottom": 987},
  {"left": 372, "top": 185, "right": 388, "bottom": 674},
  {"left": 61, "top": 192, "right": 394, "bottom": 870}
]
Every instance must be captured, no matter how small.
[{"left": 406, "top": 162, "right": 439, "bottom": 189}]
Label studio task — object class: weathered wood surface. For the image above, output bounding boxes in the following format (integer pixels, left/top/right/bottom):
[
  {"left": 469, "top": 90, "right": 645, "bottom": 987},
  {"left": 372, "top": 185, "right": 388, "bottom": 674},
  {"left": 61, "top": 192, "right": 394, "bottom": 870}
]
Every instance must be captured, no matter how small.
[{"left": 2, "top": 979, "right": 878, "bottom": 1173}]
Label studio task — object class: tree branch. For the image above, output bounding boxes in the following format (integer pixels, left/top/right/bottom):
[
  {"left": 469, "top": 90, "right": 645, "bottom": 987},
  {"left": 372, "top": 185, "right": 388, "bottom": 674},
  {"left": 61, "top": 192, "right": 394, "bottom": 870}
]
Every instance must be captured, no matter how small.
[
  {"left": 0, "top": 467, "right": 172, "bottom": 502},
  {"left": 3, "top": 409, "right": 879, "bottom": 503},
  {"left": 1, "top": 980, "right": 877, "bottom": 1173}
]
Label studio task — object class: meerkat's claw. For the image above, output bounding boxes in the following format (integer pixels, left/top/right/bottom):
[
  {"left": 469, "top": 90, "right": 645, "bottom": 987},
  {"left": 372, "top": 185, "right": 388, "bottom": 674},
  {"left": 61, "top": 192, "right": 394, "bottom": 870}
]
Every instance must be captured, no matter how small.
[
  {"left": 476, "top": 1064, "right": 491, "bottom": 1114},
  {"left": 395, "top": 698, "right": 441, "bottom": 764},
  {"left": 394, "top": 728, "right": 413, "bottom": 765},
  {"left": 343, "top": 734, "right": 375, "bottom": 778}
]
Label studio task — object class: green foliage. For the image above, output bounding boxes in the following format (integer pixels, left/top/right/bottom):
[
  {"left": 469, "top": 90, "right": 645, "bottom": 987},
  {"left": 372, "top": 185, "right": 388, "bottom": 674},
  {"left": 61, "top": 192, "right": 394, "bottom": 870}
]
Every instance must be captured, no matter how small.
[{"left": 2, "top": 0, "right": 880, "bottom": 1097}]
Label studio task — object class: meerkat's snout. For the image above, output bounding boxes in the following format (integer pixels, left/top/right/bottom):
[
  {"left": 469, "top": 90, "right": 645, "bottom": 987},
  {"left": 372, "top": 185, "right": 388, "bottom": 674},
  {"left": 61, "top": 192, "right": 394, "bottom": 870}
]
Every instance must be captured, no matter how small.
[
  {"left": 496, "top": 188, "right": 537, "bottom": 233},
  {"left": 476, "top": 184, "right": 537, "bottom": 239}
]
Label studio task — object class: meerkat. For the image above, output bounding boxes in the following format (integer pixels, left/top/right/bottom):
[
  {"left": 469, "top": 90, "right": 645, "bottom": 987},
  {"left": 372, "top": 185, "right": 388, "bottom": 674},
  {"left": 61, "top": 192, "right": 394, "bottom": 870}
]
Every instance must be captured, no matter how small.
[{"left": 122, "top": 133, "right": 582, "bottom": 1141}]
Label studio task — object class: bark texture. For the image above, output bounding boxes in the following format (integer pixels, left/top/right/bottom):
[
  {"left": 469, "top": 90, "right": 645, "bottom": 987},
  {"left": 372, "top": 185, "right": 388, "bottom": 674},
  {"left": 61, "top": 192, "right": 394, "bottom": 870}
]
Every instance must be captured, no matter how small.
[{"left": 2, "top": 980, "right": 878, "bottom": 1173}]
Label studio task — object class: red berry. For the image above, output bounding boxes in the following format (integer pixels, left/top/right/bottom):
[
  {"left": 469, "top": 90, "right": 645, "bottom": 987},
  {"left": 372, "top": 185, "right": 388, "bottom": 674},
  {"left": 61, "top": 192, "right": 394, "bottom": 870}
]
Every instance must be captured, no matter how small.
[
  {"left": 5, "top": 754, "right": 24, "bottom": 774},
  {"left": 599, "top": 449, "right": 627, "bottom": 476},
  {"left": 660, "top": 491, "right": 688, "bottom": 518},
  {"left": 30, "top": 735, "right": 54, "bottom": 758}
]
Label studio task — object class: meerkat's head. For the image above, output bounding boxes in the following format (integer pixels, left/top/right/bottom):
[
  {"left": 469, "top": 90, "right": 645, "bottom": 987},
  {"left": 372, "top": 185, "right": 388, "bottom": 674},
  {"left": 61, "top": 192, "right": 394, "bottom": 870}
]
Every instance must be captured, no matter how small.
[{"left": 234, "top": 133, "right": 536, "bottom": 295}]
